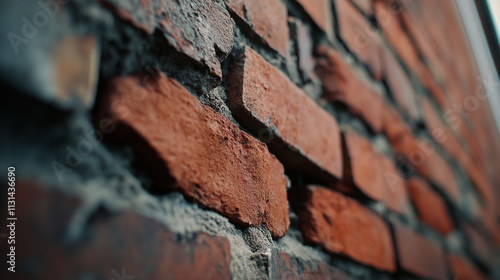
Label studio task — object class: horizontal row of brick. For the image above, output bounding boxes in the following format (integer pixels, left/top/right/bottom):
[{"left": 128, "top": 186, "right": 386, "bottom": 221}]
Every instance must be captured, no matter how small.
[{"left": 5, "top": 183, "right": 487, "bottom": 280}]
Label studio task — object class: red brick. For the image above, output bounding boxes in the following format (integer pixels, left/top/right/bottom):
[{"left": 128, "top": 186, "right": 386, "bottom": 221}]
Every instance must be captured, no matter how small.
[
  {"left": 269, "top": 249, "right": 350, "bottom": 279},
  {"left": 101, "top": 0, "right": 234, "bottom": 80},
  {"left": 408, "top": 177, "right": 453, "bottom": 235},
  {"left": 293, "top": 186, "right": 396, "bottom": 272},
  {"left": 343, "top": 131, "right": 385, "bottom": 201},
  {"left": 95, "top": 72, "right": 289, "bottom": 238},
  {"left": 394, "top": 224, "right": 448, "bottom": 280},
  {"left": 334, "top": 0, "right": 383, "bottom": 80},
  {"left": 374, "top": 0, "right": 421, "bottom": 76},
  {"left": 295, "top": 0, "right": 333, "bottom": 36},
  {"left": 225, "top": 0, "right": 288, "bottom": 57},
  {"left": 315, "top": 46, "right": 384, "bottom": 132},
  {"left": 448, "top": 254, "right": 487, "bottom": 280},
  {"left": 4, "top": 182, "right": 231, "bottom": 280},
  {"left": 227, "top": 47, "right": 343, "bottom": 183},
  {"left": 383, "top": 49, "right": 420, "bottom": 121},
  {"left": 351, "top": 0, "right": 372, "bottom": 15},
  {"left": 343, "top": 130, "right": 409, "bottom": 214}
]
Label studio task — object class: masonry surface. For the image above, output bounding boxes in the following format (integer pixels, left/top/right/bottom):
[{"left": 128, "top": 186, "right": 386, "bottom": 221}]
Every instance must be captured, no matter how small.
[{"left": 1, "top": 0, "right": 500, "bottom": 279}]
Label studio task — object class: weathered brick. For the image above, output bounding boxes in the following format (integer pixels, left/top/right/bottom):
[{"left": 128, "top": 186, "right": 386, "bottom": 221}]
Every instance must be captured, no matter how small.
[
  {"left": 101, "top": 0, "right": 234, "bottom": 80},
  {"left": 394, "top": 224, "right": 448, "bottom": 280},
  {"left": 334, "top": 0, "right": 383, "bottom": 80},
  {"left": 4, "top": 182, "right": 232, "bottom": 280},
  {"left": 315, "top": 46, "right": 384, "bottom": 132},
  {"left": 95, "top": 72, "right": 289, "bottom": 237},
  {"left": 408, "top": 177, "right": 453, "bottom": 235},
  {"left": 228, "top": 47, "right": 343, "bottom": 183},
  {"left": 269, "top": 249, "right": 350, "bottom": 279},
  {"left": 448, "top": 254, "right": 487, "bottom": 280},
  {"left": 225, "top": 0, "right": 288, "bottom": 57},
  {"left": 295, "top": 0, "right": 333, "bottom": 37},
  {"left": 293, "top": 186, "right": 396, "bottom": 272},
  {"left": 383, "top": 49, "right": 420, "bottom": 121}
]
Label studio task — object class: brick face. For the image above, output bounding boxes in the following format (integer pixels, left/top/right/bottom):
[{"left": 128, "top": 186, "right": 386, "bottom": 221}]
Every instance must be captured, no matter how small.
[
  {"left": 315, "top": 46, "right": 384, "bottom": 132},
  {"left": 225, "top": 0, "right": 288, "bottom": 57},
  {"left": 334, "top": 0, "right": 383, "bottom": 80},
  {"left": 102, "top": 0, "right": 234, "bottom": 80},
  {"left": 295, "top": 0, "right": 332, "bottom": 36},
  {"left": 228, "top": 47, "right": 343, "bottom": 183},
  {"left": 408, "top": 177, "right": 453, "bottom": 235},
  {"left": 394, "top": 224, "right": 448, "bottom": 280},
  {"left": 293, "top": 186, "right": 396, "bottom": 272},
  {"left": 95, "top": 72, "right": 289, "bottom": 237}
]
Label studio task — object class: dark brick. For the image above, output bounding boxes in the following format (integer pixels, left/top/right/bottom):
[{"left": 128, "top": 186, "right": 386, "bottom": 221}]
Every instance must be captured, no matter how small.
[
  {"left": 95, "top": 72, "right": 289, "bottom": 237},
  {"left": 1, "top": 182, "right": 232, "bottom": 280},
  {"left": 269, "top": 249, "right": 351, "bottom": 279}
]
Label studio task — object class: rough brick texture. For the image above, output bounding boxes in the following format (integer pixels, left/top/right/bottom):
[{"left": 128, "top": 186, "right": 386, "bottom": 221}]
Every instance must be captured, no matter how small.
[
  {"left": 95, "top": 72, "right": 289, "bottom": 237},
  {"left": 3, "top": 0, "right": 500, "bottom": 278},
  {"left": 293, "top": 186, "right": 396, "bottom": 272},
  {"left": 343, "top": 130, "right": 409, "bottom": 214},
  {"left": 225, "top": 0, "right": 288, "bottom": 57},
  {"left": 228, "top": 47, "right": 343, "bottom": 183}
]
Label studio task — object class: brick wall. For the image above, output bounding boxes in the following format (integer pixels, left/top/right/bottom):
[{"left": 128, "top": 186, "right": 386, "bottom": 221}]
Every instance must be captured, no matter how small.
[{"left": 1, "top": 0, "right": 500, "bottom": 279}]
